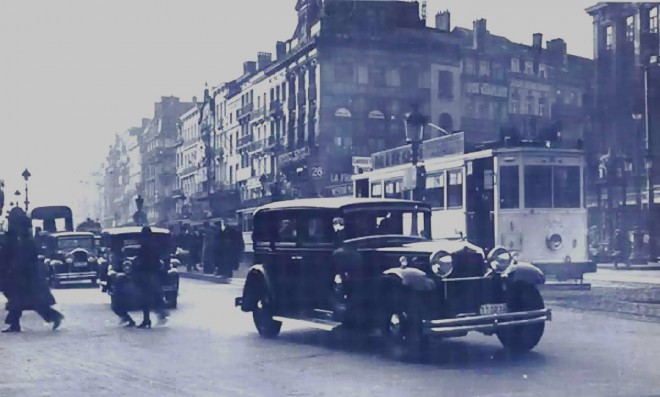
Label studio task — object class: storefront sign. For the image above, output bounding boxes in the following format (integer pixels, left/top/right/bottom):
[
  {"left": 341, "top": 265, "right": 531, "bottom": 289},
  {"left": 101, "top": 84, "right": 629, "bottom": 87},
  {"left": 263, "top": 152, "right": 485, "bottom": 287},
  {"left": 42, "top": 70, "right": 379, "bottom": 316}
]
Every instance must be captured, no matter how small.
[
  {"left": 278, "top": 147, "right": 310, "bottom": 167},
  {"left": 465, "top": 82, "right": 508, "bottom": 98},
  {"left": 328, "top": 183, "right": 354, "bottom": 197}
]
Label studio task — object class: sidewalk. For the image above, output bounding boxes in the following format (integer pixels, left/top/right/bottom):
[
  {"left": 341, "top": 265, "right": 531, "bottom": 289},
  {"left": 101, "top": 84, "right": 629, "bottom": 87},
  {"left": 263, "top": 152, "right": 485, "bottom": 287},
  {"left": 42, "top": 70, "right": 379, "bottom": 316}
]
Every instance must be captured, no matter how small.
[{"left": 178, "top": 263, "right": 249, "bottom": 287}]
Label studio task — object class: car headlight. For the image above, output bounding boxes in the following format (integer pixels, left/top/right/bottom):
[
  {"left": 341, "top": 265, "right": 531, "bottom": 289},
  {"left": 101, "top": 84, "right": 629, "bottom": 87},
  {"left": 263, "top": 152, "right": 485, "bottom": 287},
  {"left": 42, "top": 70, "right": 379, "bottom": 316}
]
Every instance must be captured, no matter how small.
[
  {"left": 488, "top": 246, "right": 513, "bottom": 272},
  {"left": 65, "top": 257, "right": 73, "bottom": 264},
  {"left": 123, "top": 260, "right": 132, "bottom": 273},
  {"left": 399, "top": 256, "right": 408, "bottom": 268},
  {"left": 88, "top": 256, "right": 97, "bottom": 263},
  {"left": 430, "top": 251, "right": 453, "bottom": 277}
]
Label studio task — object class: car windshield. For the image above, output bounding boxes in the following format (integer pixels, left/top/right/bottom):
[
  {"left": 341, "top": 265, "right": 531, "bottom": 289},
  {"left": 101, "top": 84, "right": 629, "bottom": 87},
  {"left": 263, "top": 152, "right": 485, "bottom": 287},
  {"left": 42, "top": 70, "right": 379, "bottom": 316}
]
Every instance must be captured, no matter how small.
[
  {"left": 57, "top": 237, "right": 94, "bottom": 251},
  {"left": 344, "top": 209, "right": 431, "bottom": 240}
]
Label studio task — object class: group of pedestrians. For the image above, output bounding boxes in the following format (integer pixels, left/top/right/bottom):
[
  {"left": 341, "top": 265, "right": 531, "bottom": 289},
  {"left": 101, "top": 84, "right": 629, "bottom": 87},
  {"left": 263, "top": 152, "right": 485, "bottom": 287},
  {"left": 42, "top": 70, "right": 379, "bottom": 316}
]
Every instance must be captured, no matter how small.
[
  {"left": 0, "top": 207, "right": 171, "bottom": 333},
  {"left": 175, "top": 220, "right": 244, "bottom": 278}
]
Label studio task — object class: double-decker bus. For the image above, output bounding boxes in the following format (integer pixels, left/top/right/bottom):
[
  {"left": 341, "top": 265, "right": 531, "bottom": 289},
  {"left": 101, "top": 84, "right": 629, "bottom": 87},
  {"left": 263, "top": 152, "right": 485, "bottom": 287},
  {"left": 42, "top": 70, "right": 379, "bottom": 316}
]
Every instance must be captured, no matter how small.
[{"left": 353, "top": 133, "right": 596, "bottom": 281}]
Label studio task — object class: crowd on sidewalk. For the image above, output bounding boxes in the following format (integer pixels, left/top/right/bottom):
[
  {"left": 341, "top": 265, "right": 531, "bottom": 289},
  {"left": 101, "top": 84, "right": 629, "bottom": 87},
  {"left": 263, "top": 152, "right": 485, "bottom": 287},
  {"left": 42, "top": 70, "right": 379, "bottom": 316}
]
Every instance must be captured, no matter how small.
[{"left": 171, "top": 220, "right": 244, "bottom": 279}]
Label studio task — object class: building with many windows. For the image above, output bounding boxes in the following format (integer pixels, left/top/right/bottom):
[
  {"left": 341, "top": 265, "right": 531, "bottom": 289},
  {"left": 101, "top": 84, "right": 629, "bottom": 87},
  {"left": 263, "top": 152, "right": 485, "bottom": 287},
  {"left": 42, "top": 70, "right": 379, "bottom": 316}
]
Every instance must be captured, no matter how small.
[
  {"left": 141, "top": 96, "right": 196, "bottom": 225},
  {"left": 206, "top": 0, "right": 462, "bottom": 216}
]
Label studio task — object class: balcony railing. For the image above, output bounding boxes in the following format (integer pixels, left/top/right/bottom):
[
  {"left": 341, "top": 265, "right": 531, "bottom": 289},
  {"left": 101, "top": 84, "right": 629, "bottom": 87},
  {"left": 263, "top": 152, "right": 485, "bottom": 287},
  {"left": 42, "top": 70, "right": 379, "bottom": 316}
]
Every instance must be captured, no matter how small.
[
  {"left": 238, "top": 103, "right": 254, "bottom": 119},
  {"left": 237, "top": 134, "right": 254, "bottom": 148},
  {"left": 245, "top": 136, "right": 276, "bottom": 153}
]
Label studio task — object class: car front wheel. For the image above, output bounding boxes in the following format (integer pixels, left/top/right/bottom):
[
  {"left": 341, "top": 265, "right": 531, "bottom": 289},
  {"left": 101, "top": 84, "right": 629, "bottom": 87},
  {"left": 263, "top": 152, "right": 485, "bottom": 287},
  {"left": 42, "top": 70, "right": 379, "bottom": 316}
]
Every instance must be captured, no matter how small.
[
  {"left": 252, "top": 295, "right": 281, "bottom": 338},
  {"left": 497, "top": 284, "right": 545, "bottom": 352},
  {"left": 382, "top": 291, "right": 427, "bottom": 361}
]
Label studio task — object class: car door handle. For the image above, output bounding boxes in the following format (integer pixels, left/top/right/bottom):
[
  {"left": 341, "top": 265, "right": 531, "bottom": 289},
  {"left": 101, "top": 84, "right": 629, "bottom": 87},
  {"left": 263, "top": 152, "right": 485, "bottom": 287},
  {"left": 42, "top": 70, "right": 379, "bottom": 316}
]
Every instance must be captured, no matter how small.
[{"left": 291, "top": 256, "right": 303, "bottom": 260}]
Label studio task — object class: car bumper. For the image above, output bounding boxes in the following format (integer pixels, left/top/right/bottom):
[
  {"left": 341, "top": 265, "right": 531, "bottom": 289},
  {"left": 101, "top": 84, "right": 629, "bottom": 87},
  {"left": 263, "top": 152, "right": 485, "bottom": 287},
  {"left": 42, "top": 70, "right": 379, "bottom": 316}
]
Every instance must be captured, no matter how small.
[
  {"left": 52, "top": 272, "right": 97, "bottom": 281},
  {"left": 533, "top": 261, "right": 596, "bottom": 279},
  {"left": 422, "top": 308, "right": 552, "bottom": 336}
]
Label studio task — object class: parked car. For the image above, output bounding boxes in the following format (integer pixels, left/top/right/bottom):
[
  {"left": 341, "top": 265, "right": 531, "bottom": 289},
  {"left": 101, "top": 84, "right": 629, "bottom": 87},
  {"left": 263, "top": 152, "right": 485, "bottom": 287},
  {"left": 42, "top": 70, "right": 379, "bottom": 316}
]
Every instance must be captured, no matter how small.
[
  {"left": 235, "top": 198, "right": 552, "bottom": 360},
  {"left": 39, "top": 232, "right": 99, "bottom": 287},
  {"left": 100, "top": 227, "right": 179, "bottom": 309}
]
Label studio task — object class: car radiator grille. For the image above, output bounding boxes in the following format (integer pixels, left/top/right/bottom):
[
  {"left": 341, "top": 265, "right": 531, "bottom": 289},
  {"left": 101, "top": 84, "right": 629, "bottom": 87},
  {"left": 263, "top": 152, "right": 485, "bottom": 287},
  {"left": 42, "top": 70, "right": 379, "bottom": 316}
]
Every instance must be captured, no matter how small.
[{"left": 73, "top": 251, "right": 88, "bottom": 262}]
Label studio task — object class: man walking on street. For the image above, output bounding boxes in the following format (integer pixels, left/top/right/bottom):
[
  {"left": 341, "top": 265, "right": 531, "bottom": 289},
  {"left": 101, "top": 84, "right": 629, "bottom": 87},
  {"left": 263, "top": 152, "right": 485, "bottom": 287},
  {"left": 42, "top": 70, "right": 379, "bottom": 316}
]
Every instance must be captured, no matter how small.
[
  {"left": 1, "top": 207, "right": 63, "bottom": 333},
  {"left": 215, "top": 219, "right": 244, "bottom": 278}
]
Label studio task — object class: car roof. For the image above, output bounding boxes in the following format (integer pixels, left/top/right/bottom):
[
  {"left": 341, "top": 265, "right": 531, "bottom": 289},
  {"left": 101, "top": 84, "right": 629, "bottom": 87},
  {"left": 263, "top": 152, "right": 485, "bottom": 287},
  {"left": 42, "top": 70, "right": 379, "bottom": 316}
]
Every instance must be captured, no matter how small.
[
  {"left": 49, "top": 232, "right": 95, "bottom": 238},
  {"left": 101, "top": 226, "right": 170, "bottom": 236},
  {"left": 255, "top": 197, "right": 429, "bottom": 213}
]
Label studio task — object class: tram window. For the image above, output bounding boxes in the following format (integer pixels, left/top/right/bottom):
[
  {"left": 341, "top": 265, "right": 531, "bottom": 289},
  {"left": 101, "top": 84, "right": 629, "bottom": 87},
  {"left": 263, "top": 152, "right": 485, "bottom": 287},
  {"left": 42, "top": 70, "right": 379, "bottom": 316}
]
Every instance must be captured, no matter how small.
[
  {"left": 426, "top": 173, "right": 445, "bottom": 209},
  {"left": 524, "top": 165, "right": 552, "bottom": 208},
  {"left": 499, "top": 166, "right": 519, "bottom": 209},
  {"left": 553, "top": 166, "right": 581, "bottom": 208},
  {"left": 447, "top": 169, "right": 463, "bottom": 208},
  {"left": 384, "top": 179, "right": 403, "bottom": 199},
  {"left": 371, "top": 182, "right": 383, "bottom": 198}
]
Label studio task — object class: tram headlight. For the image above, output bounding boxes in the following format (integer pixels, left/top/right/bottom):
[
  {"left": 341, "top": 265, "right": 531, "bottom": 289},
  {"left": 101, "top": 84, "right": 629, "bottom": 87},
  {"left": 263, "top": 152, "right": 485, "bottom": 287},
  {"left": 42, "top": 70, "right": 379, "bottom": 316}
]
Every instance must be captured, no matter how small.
[
  {"left": 546, "top": 234, "right": 563, "bottom": 250},
  {"left": 430, "top": 251, "right": 453, "bottom": 277},
  {"left": 487, "top": 246, "right": 513, "bottom": 272}
]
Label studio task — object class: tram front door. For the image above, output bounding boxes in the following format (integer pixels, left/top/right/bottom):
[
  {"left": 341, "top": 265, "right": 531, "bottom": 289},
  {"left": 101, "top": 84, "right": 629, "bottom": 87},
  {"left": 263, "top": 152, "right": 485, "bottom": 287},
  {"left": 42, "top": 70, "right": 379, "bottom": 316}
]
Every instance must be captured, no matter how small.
[{"left": 466, "top": 158, "right": 495, "bottom": 251}]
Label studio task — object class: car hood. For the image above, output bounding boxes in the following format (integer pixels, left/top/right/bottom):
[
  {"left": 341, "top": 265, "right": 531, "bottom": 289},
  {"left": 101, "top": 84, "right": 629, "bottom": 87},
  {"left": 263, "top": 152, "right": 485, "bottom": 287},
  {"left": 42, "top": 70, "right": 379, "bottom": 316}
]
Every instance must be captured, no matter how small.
[{"left": 375, "top": 240, "right": 485, "bottom": 256}]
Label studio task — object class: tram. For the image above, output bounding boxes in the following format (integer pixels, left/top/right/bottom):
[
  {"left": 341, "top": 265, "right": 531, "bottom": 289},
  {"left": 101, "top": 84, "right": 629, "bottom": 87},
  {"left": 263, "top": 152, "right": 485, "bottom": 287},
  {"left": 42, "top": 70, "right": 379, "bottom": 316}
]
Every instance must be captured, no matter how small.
[{"left": 353, "top": 133, "right": 596, "bottom": 281}]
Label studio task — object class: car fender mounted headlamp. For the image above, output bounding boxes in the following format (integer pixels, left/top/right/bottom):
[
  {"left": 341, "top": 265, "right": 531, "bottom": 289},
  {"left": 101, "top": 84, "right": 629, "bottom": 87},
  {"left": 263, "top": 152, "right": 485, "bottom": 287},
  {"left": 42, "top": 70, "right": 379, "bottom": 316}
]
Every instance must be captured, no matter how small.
[
  {"left": 487, "top": 246, "right": 513, "bottom": 273},
  {"left": 430, "top": 250, "right": 453, "bottom": 277}
]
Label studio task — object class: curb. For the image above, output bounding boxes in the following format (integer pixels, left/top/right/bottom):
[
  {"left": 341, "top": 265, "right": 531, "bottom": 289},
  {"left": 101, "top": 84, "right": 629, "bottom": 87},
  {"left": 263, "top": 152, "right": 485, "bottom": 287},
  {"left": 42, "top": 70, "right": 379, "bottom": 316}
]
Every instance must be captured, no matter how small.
[
  {"left": 179, "top": 271, "right": 245, "bottom": 287},
  {"left": 597, "top": 263, "right": 660, "bottom": 271}
]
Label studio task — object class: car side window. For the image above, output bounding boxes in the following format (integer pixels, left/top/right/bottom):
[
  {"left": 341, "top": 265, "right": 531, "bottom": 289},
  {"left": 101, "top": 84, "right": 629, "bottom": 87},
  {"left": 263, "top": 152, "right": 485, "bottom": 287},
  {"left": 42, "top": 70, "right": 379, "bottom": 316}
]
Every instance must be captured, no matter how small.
[
  {"left": 277, "top": 216, "right": 297, "bottom": 243},
  {"left": 305, "top": 215, "right": 335, "bottom": 244}
]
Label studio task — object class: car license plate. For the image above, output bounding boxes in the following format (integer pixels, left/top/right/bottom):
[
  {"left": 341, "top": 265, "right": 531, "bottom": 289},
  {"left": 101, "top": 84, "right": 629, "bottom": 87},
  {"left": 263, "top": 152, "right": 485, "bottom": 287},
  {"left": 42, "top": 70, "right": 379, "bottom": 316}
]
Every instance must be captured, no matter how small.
[
  {"left": 480, "top": 303, "right": 508, "bottom": 315},
  {"left": 74, "top": 262, "right": 87, "bottom": 267}
]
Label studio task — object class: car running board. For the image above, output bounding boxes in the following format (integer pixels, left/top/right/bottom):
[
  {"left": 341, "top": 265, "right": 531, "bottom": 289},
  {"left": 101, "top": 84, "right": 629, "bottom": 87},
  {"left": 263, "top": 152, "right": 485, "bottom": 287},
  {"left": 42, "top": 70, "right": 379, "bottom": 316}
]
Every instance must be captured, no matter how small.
[{"left": 272, "top": 315, "right": 342, "bottom": 332}]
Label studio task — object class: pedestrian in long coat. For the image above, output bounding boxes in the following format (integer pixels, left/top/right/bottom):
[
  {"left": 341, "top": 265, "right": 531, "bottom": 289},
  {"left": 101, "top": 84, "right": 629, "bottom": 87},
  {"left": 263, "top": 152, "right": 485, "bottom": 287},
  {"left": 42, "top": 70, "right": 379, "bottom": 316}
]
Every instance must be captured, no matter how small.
[
  {"left": 2, "top": 207, "right": 63, "bottom": 333},
  {"left": 201, "top": 222, "right": 216, "bottom": 274},
  {"left": 215, "top": 220, "right": 244, "bottom": 278},
  {"left": 132, "top": 227, "right": 169, "bottom": 329}
]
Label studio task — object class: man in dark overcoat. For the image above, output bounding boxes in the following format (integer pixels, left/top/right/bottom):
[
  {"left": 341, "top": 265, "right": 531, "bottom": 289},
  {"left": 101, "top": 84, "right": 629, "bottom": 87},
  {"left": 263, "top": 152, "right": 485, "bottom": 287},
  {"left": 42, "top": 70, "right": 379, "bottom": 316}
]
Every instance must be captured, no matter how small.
[{"left": 1, "top": 207, "right": 63, "bottom": 333}]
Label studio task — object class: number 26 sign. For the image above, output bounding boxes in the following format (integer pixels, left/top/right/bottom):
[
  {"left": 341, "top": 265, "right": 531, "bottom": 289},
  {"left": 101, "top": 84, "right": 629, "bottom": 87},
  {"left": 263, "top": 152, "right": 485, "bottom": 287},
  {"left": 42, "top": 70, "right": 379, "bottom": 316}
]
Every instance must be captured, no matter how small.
[{"left": 311, "top": 166, "right": 324, "bottom": 178}]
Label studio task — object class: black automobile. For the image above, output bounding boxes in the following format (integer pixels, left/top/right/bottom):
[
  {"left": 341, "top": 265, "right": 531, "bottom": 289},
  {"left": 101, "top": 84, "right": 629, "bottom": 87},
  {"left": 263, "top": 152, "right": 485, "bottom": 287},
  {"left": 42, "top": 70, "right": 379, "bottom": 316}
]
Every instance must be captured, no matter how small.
[
  {"left": 100, "top": 227, "right": 179, "bottom": 309},
  {"left": 40, "top": 232, "right": 99, "bottom": 287},
  {"left": 235, "top": 198, "right": 552, "bottom": 360}
]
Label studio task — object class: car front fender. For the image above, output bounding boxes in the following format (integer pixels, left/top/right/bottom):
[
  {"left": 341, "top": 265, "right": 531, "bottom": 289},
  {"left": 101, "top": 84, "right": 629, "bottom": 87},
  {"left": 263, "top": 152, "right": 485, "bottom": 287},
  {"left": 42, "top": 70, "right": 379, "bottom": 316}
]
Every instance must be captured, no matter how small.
[
  {"left": 383, "top": 267, "right": 436, "bottom": 292},
  {"left": 240, "top": 265, "right": 272, "bottom": 312},
  {"left": 503, "top": 262, "right": 546, "bottom": 286}
]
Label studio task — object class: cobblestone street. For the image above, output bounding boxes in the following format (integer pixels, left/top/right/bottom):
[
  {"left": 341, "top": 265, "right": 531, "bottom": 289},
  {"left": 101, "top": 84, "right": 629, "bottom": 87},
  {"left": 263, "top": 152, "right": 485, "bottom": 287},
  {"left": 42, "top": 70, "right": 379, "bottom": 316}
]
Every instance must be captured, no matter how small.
[{"left": 2, "top": 279, "right": 660, "bottom": 396}]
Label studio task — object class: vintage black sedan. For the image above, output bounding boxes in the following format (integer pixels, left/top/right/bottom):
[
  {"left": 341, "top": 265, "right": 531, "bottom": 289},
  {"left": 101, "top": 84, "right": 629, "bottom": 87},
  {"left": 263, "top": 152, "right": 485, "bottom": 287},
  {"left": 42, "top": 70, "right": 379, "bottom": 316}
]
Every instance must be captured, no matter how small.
[
  {"left": 40, "top": 232, "right": 99, "bottom": 287},
  {"left": 235, "top": 198, "right": 551, "bottom": 360},
  {"left": 99, "top": 227, "right": 180, "bottom": 309}
]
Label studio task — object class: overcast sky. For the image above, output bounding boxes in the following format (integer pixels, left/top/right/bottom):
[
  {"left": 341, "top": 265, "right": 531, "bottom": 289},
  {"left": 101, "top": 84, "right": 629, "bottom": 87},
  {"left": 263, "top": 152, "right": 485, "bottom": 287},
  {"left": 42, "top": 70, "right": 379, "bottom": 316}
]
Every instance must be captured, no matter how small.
[{"left": 0, "top": 0, "right": 596, "bottom": 222}]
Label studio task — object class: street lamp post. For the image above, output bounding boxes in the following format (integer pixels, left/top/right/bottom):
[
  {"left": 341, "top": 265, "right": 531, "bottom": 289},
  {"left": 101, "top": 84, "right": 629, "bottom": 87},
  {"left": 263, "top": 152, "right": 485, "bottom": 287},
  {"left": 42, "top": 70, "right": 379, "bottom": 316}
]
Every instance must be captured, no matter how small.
[
  {"left": 22, "top": 168, "right": 31, "bottom": 212},
  {"left": 644, "top": 60, "right": 658, "bottom": 261},
  {"left": 404, "top": 106, "right": 428, "bottom": 202}
]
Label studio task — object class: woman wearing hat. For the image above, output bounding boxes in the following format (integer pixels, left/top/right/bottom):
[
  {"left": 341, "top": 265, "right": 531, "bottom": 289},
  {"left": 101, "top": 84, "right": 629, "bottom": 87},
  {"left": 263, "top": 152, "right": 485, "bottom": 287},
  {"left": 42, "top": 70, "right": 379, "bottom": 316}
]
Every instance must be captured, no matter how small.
[{"left": 1, "top": 207, "right": 63, "bottom": 333}]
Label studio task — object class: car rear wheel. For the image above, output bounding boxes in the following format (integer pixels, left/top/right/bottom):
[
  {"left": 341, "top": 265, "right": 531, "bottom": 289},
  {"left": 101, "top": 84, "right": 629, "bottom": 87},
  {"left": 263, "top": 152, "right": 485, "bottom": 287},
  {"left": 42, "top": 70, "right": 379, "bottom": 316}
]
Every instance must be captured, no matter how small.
[
  {"left": 497, "top": 284, "right": 545, "bottom": 352},
  {"left": 252, "top": 294, "right": 281, "bottom": 338}
]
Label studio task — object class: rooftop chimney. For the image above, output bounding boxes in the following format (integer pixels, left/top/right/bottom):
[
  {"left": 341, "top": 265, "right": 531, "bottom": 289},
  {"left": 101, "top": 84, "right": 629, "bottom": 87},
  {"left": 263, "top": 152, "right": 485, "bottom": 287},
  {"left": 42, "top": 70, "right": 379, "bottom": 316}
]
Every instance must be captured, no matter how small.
[
  {"left": 547, "top": 38, "right": 567, "bottom": 66},
  {"left": 276, "top": 41, "right": 287, "bottom": 61},
  {"left": 257, "top": 52, "right": 273, "bottom": 70},
  {"left": 243, "top": 61, "right": 257, "bottom": 75},
  {"left": 435, "top": 10, "right": 451, "bottom": 32},
  {"left": 533, "top": 33, "right": 543, "bottom": 50},
  {"left": 473, "top": 19, "right": 487, "bottom": 51}
]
